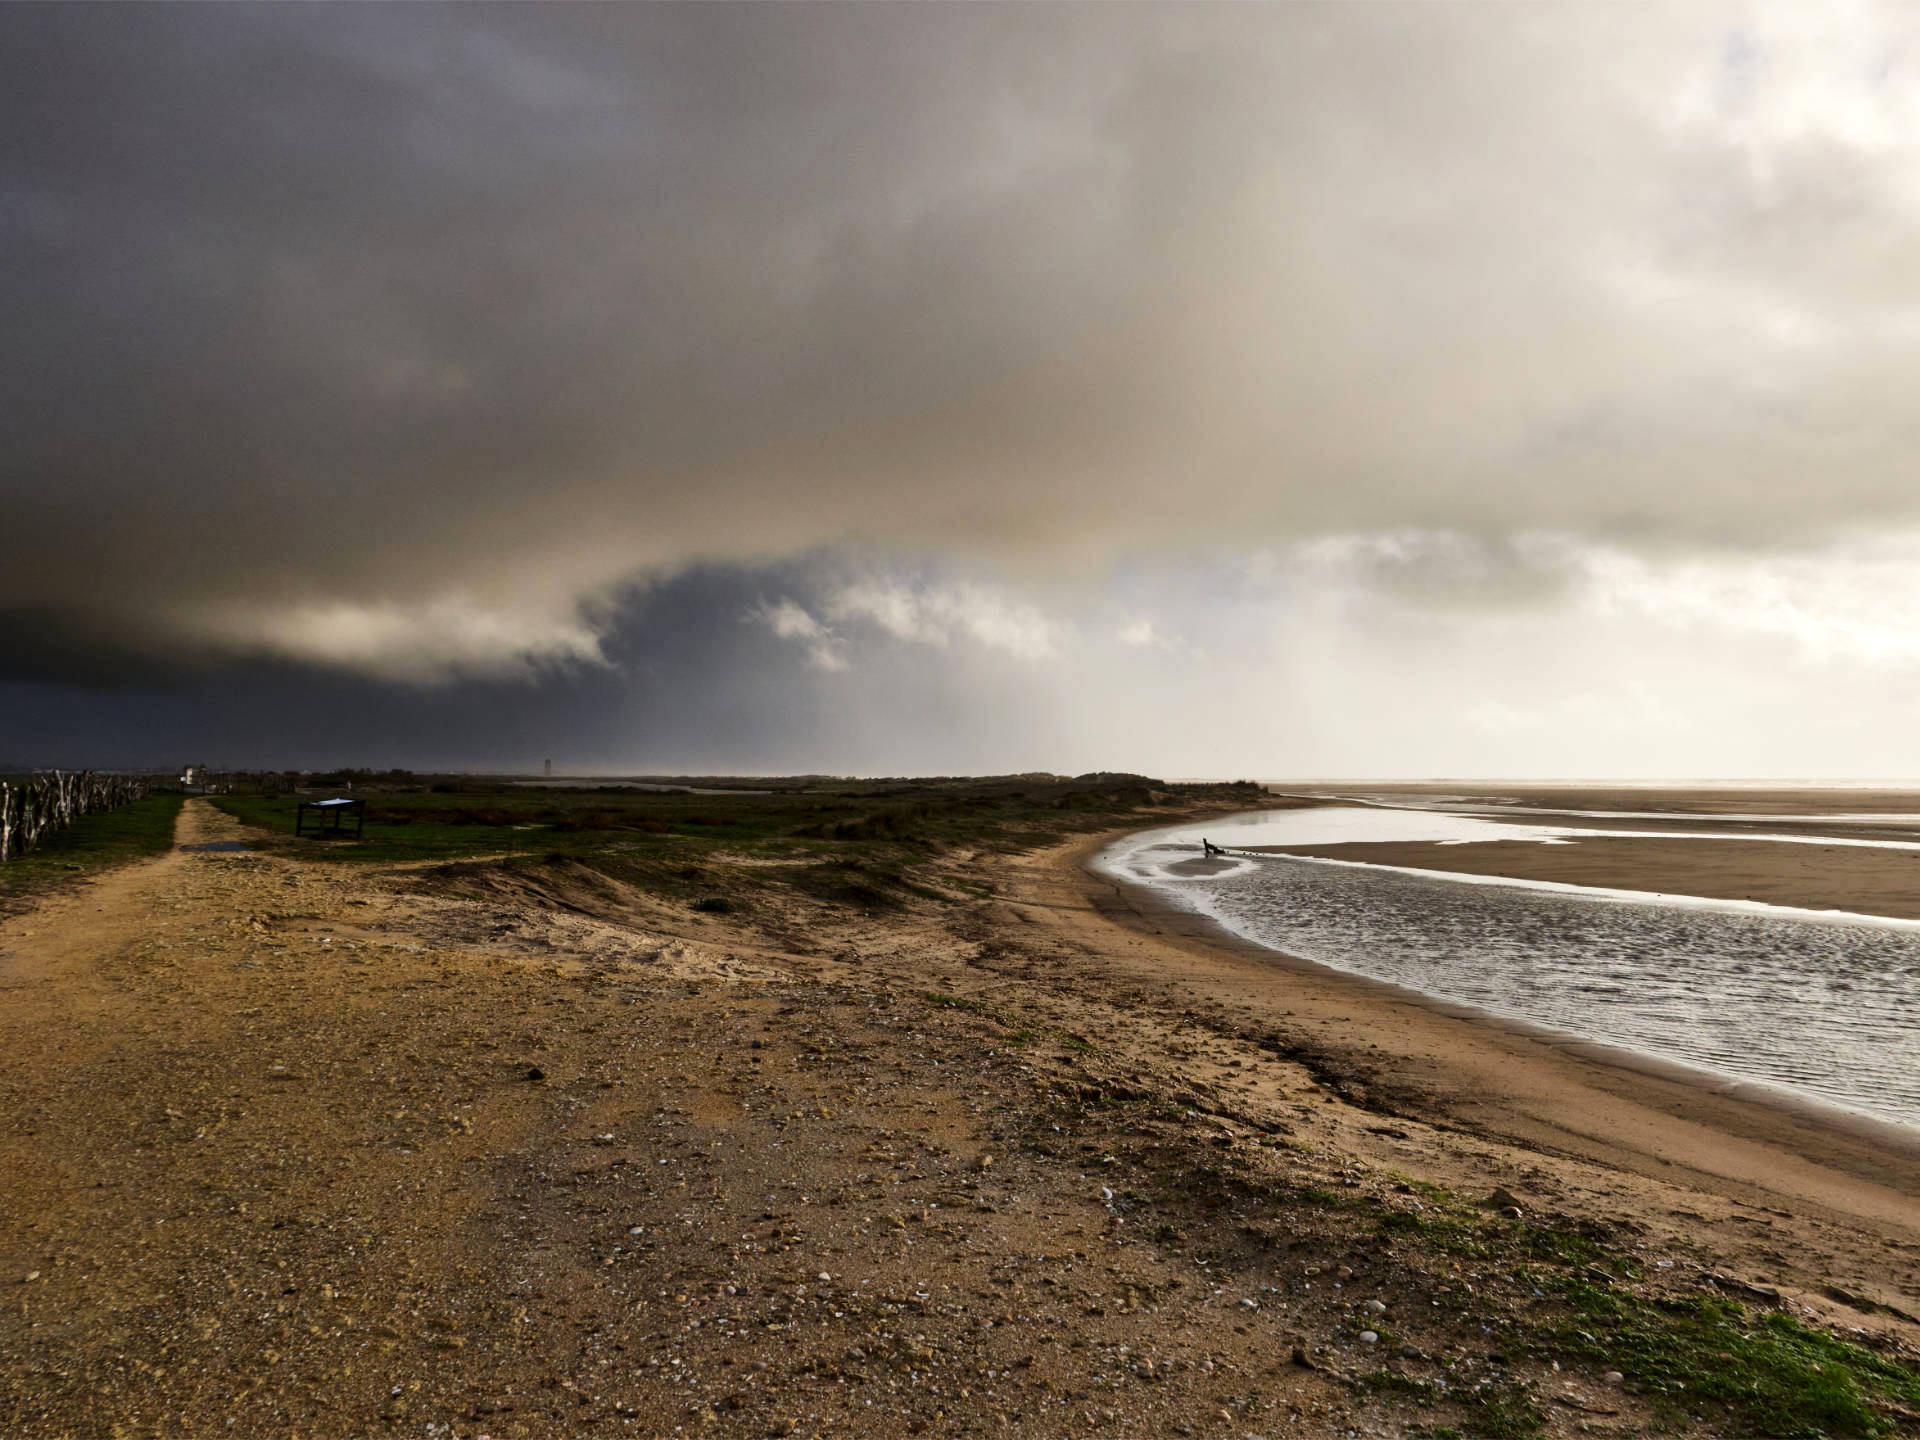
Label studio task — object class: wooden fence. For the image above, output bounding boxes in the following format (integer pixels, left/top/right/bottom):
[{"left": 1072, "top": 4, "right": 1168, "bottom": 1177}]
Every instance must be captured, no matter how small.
[{"left": 0, "top": 771, "right": 152, "bottom": 864}]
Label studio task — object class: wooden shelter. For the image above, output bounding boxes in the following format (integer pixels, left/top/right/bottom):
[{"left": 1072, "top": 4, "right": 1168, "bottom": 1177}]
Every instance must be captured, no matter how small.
[{"left": 295, "top": 796, "right": 366, "bottom": 840}]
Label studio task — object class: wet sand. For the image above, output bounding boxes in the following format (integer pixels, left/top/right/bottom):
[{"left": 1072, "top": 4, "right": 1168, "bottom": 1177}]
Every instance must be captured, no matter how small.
[
  {"left": 1280, "top": 783, "right": 1920, "bottom": 819},
  {"left": 1252, "top": 835, "right": 1920, "bottom": 921},
  {"left": 1061, "top": 836, "right": 1920, "bottom": 1226}
]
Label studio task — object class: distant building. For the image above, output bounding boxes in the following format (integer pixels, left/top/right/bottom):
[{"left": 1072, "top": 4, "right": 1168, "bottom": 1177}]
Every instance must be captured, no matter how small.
[{"left": 545, "top": 758, "right": 553, "bottom": 778}]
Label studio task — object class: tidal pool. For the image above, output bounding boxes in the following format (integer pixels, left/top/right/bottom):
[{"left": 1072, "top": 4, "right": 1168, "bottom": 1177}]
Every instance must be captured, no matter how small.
[{"left": 1099, "top": 810, "right": 1920, "bottom": 1131}]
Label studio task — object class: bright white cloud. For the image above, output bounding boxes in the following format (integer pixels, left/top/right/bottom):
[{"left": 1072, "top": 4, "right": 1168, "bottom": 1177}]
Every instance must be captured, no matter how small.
[
  {"left": 1572, "top": 537, "right": 1920, "bottom": 667},
  {"left": 751, "top": 598, "right": 848, "bottom": 672},
  {"left": 184, "top": 596, "right": 606, "bottom": 684},
  {"left": 825, "top": 578, "right": 1061, "bottom": 661}
]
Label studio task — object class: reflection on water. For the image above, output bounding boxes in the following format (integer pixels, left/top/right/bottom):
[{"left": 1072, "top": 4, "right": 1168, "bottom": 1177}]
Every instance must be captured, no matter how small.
[{"left": 1100, "top": 825, "right": 1920, "bottom": 1131}]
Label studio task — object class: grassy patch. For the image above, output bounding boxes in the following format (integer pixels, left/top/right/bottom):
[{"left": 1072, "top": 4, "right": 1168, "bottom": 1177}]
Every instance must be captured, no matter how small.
[
  {"left": 208, "top": 774, "right": 1266, "bottom": 929},
  {"left": 922, "top": 991, "right": 984, "bottom": 1011},
  {"left": 0, "top": 793, "right": 185, "bottom": 912},
  {"left": 1543, "top": 1280, "right": 1920, "bottom": 1437}
]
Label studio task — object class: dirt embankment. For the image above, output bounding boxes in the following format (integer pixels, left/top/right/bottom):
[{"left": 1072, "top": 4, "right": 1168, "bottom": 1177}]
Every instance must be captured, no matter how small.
[{"left": 2, "top": 801, "right": 1918, "bottom": 1440}]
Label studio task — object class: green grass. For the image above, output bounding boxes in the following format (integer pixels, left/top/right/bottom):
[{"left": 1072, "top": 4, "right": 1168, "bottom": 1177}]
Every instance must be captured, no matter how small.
[
  {"left": 1343, "top": 1179, "right": 1920, "bottom": 1437},
  {"left": 0, "top": 793, "right": 185, "bottom": 911},
  {"left": 1543, "top": 1280, "right": 1920, "bottom": 1436},
  {"left": 923, "top": 991, "right": 984, "bottom": 1011}
]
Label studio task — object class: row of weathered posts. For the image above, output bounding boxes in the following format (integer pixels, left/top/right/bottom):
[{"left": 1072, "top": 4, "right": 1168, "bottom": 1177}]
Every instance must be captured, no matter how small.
[{"left": 0, "top": 771, "right": 151, "bottom": 863}]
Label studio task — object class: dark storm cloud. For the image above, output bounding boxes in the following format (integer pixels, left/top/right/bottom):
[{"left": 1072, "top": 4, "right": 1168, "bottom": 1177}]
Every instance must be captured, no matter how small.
[
  {"left": 0, "top": 559, "right": 1088, "bottom": 773},
  {"left": 7, "top": 3, "right": 1920, "bottom": 687}
]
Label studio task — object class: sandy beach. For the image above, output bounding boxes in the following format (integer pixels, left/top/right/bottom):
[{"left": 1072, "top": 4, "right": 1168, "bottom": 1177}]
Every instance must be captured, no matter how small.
[{"left": 3, "top": 796, "right": 1919, "bottom": 1438}]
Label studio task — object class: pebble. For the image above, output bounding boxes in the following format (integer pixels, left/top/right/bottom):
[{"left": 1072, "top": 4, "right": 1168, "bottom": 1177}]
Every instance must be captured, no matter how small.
[
  {"left": 1359, "top": 1331, "right": 1378, "bottom": 1344},
  {"left": 1365, "top": 1299, "right": 1387, "bottom": 1314},
  {"left": 1604, "top": 1370, "right": 1625, "bottom": 1387}
]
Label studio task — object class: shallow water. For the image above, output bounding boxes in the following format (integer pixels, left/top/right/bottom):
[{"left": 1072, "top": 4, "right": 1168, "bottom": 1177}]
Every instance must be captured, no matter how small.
[
  {"left": 1100, "top": 812, "right": 1920, "bottom": 1131},
  {"left": 1186, "top": 805, "right": 1920, "bottom": 854}
]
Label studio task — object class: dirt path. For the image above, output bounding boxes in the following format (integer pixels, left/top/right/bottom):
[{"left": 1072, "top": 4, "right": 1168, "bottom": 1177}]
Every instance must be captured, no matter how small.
[
  {"left": 3, "top": 802, "right": 1918, "bottom": 1440},
  {"left": 1, "top": 805, "right": 1379, "bottom": 1439}
]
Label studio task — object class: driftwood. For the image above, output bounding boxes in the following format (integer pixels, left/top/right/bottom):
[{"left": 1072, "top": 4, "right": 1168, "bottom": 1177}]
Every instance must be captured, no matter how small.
[{"left": 0, "top": 771, "right": 151, "bottom": 864}]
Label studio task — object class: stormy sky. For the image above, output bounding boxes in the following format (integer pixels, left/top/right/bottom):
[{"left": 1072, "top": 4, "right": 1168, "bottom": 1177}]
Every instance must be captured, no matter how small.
[{"left": 7, "top": 2, "right": 1920, "bottom": 777}]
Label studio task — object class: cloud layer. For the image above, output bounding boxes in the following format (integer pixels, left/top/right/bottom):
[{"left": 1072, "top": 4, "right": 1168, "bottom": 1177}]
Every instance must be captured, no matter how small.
[{"left": 8, "top": 5, "right": 1920, "bottom": 775}]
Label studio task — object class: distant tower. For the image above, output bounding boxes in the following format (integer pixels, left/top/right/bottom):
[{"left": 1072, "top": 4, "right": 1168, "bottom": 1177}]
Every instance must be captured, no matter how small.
[{"left": 544, "top": 758, "right": 552, "bottom": 778}]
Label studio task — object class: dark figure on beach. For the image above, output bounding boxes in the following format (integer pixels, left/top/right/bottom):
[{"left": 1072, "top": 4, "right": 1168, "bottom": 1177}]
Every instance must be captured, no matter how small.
[{"left": 1202, "top": 839, "right": 1221, "bottom": 857}]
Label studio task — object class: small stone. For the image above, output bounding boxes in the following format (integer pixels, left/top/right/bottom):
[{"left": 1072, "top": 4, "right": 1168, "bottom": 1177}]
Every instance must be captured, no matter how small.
[
  {"left": 1359, "top": 1331, "right": 1378, "bottom": 1344},
  {"left": 1365, "top": 1299, "right": 1387, "bottom": 1314},
  {"left": 976, "top": 1154, "right": 994, "bottom": 1170},
  {"left": 1604, "top": 1371, "right": 1625, "bottom": 1387}
]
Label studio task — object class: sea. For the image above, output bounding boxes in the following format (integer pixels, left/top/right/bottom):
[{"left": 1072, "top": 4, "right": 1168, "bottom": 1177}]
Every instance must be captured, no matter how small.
[{"left": 1095, "top": 803, "right": 1920, "bottom": 1133}]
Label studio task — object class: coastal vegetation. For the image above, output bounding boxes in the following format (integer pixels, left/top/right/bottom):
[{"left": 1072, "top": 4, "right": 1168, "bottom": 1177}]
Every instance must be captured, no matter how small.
[
  {"left": 0, "top": 770, "right": 155, "bottom": 863},
  {"left": 209, "top": 772, "right": 1267, "bottom": 921},
  {"left": 0, "top": 790, "right": 181, "bottom": 913}
]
